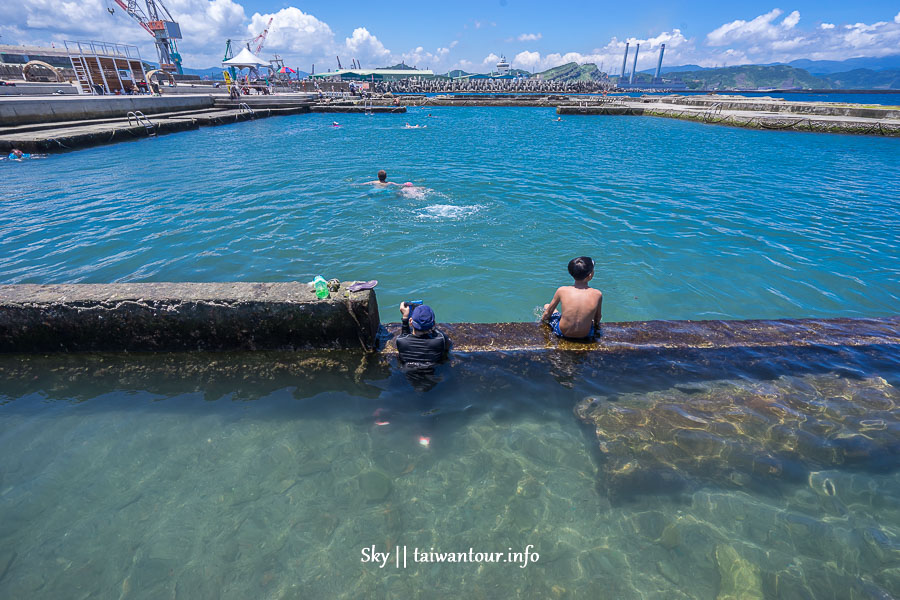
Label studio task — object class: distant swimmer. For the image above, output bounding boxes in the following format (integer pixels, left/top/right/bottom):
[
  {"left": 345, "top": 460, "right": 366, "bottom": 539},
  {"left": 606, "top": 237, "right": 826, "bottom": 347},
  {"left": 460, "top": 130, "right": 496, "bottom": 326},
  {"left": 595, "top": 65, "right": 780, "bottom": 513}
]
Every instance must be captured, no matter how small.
[
  {"left": 403, "top": 123, "right": 426, "bottom": 129},
  {"left": 364, "top": 169, "right": 402, "bottom": 187},
  {"left": 556, "top": 117, "right": 562, "bottom": 122},
  {"left": 3, "top": 148, "right": 43, "bottom": 161},
  {"left": 332, "top": 121, "right": 340, "bottom": 127}
]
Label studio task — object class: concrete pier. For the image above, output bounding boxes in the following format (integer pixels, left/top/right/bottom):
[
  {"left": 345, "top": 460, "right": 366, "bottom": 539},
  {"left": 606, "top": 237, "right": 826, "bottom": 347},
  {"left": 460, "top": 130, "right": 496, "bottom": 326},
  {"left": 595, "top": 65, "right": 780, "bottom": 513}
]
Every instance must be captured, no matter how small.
[
  {"left": 310, "top": 105, "right": 406, "bottom": 113},
  {"left": 0, "top": 282, "right": 380, "bottom": 352},
  {"left": 557, "top": 94, "right": 900, "bottom": 136},
  {"left": 0, "top": 100, "right": 311, "bottom": 153}
]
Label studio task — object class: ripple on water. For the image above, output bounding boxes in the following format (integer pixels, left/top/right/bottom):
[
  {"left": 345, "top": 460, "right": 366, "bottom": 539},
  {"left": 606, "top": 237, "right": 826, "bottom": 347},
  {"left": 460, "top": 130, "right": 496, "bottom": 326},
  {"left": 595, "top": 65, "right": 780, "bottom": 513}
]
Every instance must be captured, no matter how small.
[{"left": 0, "top": 108, "right": 898, "bottom": 323}]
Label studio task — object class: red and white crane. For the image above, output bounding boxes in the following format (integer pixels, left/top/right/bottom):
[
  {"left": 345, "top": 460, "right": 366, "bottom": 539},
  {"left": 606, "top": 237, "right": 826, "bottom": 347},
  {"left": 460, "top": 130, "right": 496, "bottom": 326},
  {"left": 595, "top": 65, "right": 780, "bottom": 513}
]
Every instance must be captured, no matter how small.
[
  {"left": 107, "top": 0, "right": 183, "bottom": 74},
  {"left": 248, "top": 17, "right": 273, "bottom": 54}
]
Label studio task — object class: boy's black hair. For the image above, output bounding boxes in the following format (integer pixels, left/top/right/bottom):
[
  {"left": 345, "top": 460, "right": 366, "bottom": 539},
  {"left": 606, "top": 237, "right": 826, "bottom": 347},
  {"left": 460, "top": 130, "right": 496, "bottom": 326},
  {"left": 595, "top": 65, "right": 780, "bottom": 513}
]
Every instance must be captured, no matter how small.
[{"left": 568, "top": 256, "right": 594, "bottom": 280}]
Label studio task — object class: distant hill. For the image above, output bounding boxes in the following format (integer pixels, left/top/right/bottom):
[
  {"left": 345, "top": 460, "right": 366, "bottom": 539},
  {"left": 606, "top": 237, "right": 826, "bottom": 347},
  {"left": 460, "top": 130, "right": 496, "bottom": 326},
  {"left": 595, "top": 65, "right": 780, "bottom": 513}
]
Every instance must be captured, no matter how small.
[
  {"left": 638, "top": 64, "right": 708, "bottom": 75},
  {"left": 444, "top": 69, "right": 473, "bottom": 78},
  {"left": 381, "top": 62, "right": 418, "bottom": 70},
  {"left": 785, "top": 55, "right": 900, "bottom": 75},
  {"left": 660, "top": 65, "right": 830, "bottom": 90},
  {"left": 538, "top": 62, "right": 606, "bottom": 82},
  {"left": 825, "top": 68, "right": 900, "bottom": 90}
]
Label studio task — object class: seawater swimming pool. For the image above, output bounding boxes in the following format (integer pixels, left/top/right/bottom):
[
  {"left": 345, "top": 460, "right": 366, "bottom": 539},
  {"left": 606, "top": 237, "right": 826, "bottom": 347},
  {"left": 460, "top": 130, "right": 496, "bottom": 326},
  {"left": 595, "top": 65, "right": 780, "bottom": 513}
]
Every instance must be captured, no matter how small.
[
  {"left": 1, "top": 107, "right": 898, "bottom": 322},
  {"left": 0, "top": 108, "right": 898, "bottom": 598}
]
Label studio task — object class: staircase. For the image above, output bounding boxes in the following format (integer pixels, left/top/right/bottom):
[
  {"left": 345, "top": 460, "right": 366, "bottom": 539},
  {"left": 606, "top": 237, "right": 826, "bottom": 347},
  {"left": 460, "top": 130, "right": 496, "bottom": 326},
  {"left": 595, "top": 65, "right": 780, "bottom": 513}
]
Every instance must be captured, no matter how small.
[{"left": 69, "top": 57, "right": 94, "bottom": 94}]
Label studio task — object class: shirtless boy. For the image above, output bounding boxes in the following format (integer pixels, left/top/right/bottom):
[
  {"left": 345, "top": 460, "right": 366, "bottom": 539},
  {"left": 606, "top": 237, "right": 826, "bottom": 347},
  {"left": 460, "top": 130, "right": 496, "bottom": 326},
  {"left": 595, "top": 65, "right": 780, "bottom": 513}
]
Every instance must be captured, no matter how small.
[
  {"left": 364, "top": 170, "right": 401, "bottom": 187},
  {"left": 541, "top": 256, "right": 603, "bottom": 339}
]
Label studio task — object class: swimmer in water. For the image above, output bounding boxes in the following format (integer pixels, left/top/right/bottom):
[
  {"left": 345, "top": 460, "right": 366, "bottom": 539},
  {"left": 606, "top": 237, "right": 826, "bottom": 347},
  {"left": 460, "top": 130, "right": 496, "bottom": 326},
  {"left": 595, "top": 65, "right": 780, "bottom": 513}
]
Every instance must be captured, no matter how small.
[
  {"left": 556, "top": 117, "right": 562, "bottom": 122},
  {"left": 7, "top": 148, "right": 28, "bottom": 160},
  {"left": 404, "top": 123, "right": 427, "bottom": 129},
  {"left": 364, "top": 169, "right": 402, "bottom": 187},
  {"left": 332, "top": 121, "right": 340, "bottom": 127}
]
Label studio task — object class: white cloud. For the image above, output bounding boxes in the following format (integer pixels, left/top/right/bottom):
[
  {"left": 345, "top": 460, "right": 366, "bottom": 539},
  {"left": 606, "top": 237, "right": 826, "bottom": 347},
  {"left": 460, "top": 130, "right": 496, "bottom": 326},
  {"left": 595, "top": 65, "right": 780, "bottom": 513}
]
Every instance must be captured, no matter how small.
[
  {"left": 3, "top": 3, "right": 900, "bottom": 74},
  {"left": 513, "top": 51, "right": 541, "bottom": 69},
  {"left": 247, "top": 8, "right": 332, "bottom": 55},
  {"left": 707, "top": 8, "right": 785, "bottom": 46},
  {"left": 343, "top": 27, "right": 390, "bottom": 63},
  {"left": 782, "top": 10, "right": 800, "bottom": 29}
]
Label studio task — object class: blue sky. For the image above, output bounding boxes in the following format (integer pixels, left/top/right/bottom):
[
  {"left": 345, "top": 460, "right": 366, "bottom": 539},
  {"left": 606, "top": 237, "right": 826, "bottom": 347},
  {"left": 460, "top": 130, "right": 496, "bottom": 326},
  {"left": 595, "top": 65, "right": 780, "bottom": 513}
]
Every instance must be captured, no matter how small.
[{"left": 3, "top": 1, "right": 900, "bottom": 71}]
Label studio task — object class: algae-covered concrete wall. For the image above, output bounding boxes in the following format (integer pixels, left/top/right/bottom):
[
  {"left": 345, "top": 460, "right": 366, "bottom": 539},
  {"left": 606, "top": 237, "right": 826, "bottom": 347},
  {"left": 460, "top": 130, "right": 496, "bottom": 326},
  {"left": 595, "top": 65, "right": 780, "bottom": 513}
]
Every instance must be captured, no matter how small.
[{"left": 0, "top": 282, "right": 379, "bottom": 352}]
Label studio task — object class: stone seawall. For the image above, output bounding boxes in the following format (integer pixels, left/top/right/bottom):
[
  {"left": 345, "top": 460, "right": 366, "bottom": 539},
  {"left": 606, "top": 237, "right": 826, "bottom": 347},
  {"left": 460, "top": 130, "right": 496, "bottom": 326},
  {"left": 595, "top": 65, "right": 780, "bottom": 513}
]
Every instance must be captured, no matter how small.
[{"left": 0, "top": 282, "right": 380, "bottom": 352}]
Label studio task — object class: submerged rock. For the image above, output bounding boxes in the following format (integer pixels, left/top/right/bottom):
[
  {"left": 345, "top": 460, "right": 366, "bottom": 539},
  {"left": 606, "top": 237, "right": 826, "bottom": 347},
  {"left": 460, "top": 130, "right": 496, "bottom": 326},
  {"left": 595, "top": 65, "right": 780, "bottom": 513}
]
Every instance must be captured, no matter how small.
[
  {"left": 715, "top": 544, "right": 763, "bottom": 600},
  {"left": 575, "top": 374, "right": 899, "bottom": 502},
  {"left": 358, "top": 470, "right": 392, "bottom": 502}
]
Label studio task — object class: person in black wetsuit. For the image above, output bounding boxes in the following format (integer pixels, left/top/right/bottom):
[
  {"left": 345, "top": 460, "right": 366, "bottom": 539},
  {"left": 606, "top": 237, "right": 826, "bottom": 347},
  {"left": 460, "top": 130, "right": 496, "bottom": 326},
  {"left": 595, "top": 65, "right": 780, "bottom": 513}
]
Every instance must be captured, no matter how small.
[{"left": 396, "top": 303, "right": 451, "bottom": 391}]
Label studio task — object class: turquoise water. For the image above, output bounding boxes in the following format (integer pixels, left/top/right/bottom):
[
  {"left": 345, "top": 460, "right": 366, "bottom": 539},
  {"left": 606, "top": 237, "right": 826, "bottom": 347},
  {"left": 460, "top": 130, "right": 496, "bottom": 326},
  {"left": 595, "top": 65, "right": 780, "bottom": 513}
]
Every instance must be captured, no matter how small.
[
  {"left": 2, "top": 107, "right": 898, "bottom": 323},
  {"left": 0, "top": 346, "right": 898, "bottom": 598},
  {"left": 1, "top": 108, "right": 899, "bottom": 598}
]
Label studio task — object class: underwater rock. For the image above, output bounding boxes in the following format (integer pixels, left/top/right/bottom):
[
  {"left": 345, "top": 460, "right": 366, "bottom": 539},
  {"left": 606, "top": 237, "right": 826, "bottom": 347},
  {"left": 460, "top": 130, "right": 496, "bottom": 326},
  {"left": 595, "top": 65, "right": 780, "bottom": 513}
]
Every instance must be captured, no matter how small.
[
  {"left": 574, "top": 374, "right": 899, "bottom": 502},
  {"left": 715, "top": 544, "right": 763, "bottom": 600},
  {"left": 358, "top": 470, "right": 392, "bottom": 502}
]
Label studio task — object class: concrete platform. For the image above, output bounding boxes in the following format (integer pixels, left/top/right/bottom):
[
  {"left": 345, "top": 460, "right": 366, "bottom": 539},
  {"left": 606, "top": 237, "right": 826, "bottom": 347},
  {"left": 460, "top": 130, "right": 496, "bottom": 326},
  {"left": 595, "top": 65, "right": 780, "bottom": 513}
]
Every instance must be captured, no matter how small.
[
  {"left": 0, "top": 105, "right": 308, "bottom": 153},
  {"left": 0, "top": 282, "right": 380, "bottom": 352},
  {"left": 311, "top": 105, "right": 407, "bottom": 113},
  {"left": 557, "top": 95, "right": 900, "bottom": 136},
  {"left": 0, "top": 94, "right": 215, "bottom": 126},
  {"left": 381, "top": 316, "right": 900, "bottom": 353}
]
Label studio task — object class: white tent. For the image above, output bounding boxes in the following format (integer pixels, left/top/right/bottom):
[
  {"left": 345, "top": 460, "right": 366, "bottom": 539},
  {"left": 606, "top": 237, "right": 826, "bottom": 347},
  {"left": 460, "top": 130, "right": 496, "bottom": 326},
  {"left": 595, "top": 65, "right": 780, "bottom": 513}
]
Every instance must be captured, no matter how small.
[{"left": 223, "top": 47, "right": 269, "bottom": 68}]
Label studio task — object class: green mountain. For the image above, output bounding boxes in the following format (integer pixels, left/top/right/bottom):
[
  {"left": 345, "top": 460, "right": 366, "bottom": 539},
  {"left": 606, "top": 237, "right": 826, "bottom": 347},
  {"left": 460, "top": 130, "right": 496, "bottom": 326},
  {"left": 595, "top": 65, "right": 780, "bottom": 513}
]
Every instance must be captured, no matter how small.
[
  {"left": 660, "top": 65, "right": 830, "bottom": 90},
  {"left": 825, "top": 69, "right": 900, "bottom": 90},
  {"left": 537, "top": 62, "right": 606, "bottom": 82}
]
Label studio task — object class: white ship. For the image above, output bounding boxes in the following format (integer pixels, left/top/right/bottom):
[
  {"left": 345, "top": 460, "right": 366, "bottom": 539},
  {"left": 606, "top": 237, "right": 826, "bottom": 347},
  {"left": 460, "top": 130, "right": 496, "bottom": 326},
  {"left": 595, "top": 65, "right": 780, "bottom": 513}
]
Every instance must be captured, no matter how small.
[{"left": 496, "top": 55, "right": 510, "bottom": 76}]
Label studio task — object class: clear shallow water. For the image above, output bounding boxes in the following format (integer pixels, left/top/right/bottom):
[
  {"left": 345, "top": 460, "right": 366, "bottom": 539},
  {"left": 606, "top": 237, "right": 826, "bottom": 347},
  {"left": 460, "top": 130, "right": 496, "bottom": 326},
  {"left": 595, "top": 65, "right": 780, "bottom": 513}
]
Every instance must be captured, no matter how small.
[
  {"left": 1, "top": 108, "right": 898, "bottom": 323},
  {"left": 0, "top": 345, "right": 897, "bottom": 598}
]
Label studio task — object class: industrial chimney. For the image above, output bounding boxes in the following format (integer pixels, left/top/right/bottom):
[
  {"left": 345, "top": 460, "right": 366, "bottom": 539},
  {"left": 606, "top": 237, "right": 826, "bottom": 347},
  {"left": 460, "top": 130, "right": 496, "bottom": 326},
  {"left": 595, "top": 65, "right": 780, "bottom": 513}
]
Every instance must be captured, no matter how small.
[
  {"left": 620, "top": 43, "right": 629, "bottom": 79},
  {"left": 654, "top": 44, "right": 666, "bottom": 81},
  {"left": 629, "top": 43, "right": 640, "bottom": 85}
]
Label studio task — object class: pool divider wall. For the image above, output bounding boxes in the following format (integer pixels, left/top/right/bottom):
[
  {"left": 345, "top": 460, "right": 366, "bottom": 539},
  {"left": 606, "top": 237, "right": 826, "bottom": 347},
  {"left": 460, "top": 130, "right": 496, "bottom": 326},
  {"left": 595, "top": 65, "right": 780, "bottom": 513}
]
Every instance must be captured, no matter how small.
[
  {"left": 0, "top": 282, "right": 380, "bottom": 353},
  {"left": 1, "top": 283, "right": 897, "bottom": 354}
]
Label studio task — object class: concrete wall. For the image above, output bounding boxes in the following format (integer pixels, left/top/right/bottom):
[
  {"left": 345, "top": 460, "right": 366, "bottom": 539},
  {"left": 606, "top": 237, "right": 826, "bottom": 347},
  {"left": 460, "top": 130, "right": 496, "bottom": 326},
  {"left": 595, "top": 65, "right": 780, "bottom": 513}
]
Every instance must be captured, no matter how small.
[
  {"left": 0, "top": 94, "right": 215, "bottom": 126},
  {"left": 0, "top": 82, "right": 79, "bottom": 96},
  {"left": 0, "top": 282, "right": 380, "bottom": 352}
]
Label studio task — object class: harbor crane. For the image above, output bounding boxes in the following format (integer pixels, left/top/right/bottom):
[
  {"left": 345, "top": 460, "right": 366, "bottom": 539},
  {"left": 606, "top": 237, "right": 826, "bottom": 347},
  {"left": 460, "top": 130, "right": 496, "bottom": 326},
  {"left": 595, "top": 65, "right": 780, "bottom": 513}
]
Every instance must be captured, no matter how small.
[
  {"left": 107, "top": 0, "right": 183, "bottom": 74},
  {"left": 247, "top": 17, "right": 273, "bottom": 54}
]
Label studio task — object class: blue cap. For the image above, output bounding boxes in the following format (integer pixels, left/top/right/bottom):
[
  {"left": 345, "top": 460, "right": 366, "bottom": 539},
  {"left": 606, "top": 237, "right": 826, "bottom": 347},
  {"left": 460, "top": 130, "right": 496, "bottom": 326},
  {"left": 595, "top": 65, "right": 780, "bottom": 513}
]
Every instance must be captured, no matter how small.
[{"left": 410, "top": 305, "right": 435, "bottom": 331}]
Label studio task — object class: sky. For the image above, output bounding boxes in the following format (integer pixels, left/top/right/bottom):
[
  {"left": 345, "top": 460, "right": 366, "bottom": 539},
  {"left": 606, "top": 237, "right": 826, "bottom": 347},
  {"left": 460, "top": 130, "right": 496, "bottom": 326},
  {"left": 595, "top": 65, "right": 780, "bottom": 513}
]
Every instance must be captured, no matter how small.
[{"left": 3, "top": 1, "right": 900, "bottom": 73}]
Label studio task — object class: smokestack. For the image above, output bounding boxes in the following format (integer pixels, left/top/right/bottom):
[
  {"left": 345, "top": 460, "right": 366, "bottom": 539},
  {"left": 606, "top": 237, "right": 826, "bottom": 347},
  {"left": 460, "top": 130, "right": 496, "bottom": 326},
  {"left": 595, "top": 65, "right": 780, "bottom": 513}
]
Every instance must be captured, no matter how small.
[
  {"left": 655, "top": 44, "right": 665, "bottom": 81},
  {"left": 620, "top": 42, "right": 629, "bottom": 79},
  {"left": 630, "top": 43, "right": 640, "bottom": 85}
]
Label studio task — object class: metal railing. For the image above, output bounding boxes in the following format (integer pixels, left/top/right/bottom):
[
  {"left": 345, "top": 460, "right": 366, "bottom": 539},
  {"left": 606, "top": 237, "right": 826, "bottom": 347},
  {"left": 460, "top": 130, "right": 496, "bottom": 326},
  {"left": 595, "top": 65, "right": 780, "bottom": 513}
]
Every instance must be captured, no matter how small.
[
  {"left": 127, "top": 110, "right": 156, "bottom": 135},
  {"left": 64, "top": 41, "right": 142, "bottom": 61}
]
